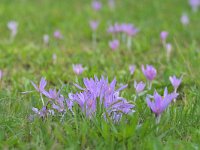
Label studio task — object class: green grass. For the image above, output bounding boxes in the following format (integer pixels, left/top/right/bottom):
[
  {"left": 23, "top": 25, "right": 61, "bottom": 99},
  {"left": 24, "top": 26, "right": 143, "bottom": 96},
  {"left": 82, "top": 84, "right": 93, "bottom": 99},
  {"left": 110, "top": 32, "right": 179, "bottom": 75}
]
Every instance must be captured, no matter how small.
[{"left": 0, "top": 0, "right": 200, "bottom": 149}]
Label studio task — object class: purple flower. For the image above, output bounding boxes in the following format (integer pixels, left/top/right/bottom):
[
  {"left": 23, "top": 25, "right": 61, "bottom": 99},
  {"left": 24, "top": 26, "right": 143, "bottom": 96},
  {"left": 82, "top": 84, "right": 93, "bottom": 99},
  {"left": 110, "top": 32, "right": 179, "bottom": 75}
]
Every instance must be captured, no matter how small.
[
  {"left": 180, "top": 13, "right": 189, "bottom": 26},
  {"left": 109, "top": 39, "right": 119, "bottom": 51},
  {"left": 165, "top": 43, "right": 172, "bottom": 53},
  {"left": 71, "top": 76, "right": 134, "bottom": 122},
  {"left": 52, "top": 96, "right": 65, "bottom": 112},
  {"left": 54, "top": 30, "right": 63, "bottom": 39},
  {"left": 32, "top": 106, "right": 50, "bottom": 118},
  {"left": 7, "top": 21, "right": 18, "bottom": 38},
  {"left": 141, "top": 65, "right": 157, "bottom": 81},
  {"left": 169, "top": 75, "right": 182, "bottom": 91},
  {"left": 146, "top": 88, "right": 178, "bottom": 116},
  {"left": 0, "top": 70, "right": 3, "bottom": 80},
  {"left": 92, "top": 1, "right": 102, "bottom": 11},
  {"left": 189, "top": 0, "right": 200, "bottom": 11},
  {"left": 129, "top": 65, "right": 136, "bottom": 75},
  {"left": 134, "top": 81, "right": 145, "bottom": 94},
  {"left": 160, "top": 31, "right": 168, "bottom": 43},
  {"left": 89, "top": 20, "right": 99, "bottom": 31},
  {"left": 72, "top": 64, "right": 85, "bottom": 75},
  {"left": 122, "top": 24, "right": 139, "bottom": 37},
  {"left": 66, "top": 93, "right": 74, "bottom": 112},
  {"left": 43, "top": 34, "right": 49, "bottom": 45},
  {"left": 31, "top": 77, "right": 49, "bottom": 96},
  {"left": 46, "top": 88, "right": 60, "bottom": 99}
]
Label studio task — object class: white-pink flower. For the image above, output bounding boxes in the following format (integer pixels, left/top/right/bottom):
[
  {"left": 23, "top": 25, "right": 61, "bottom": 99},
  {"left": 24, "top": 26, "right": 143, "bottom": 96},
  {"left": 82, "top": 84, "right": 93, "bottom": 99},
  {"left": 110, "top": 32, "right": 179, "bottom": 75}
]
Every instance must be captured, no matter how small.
[
  {"left": 73, "top": 64, "right": 85, "bottom": 75},
  {"left": 7, "top": 21, "right": 18, "bottom": 38},
  {"left": 109, "top": 39, "right": 119, "bottom": 51}
]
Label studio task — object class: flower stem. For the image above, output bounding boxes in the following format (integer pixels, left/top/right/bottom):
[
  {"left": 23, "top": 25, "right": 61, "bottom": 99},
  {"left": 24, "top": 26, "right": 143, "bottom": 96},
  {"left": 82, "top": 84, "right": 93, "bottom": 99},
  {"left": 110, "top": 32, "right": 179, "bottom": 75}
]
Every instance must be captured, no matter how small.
[
  {"left": 40, "top": 93, "right": 45, "bottom": 106},
  {"left": 156, "top": 114, "right": 161, "bottom": 124}
]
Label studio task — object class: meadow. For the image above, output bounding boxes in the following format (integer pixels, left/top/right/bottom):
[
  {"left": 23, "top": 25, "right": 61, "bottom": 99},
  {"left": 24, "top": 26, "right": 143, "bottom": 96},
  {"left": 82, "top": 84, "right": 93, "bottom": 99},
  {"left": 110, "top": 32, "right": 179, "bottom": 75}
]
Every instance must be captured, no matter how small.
[{"left": 0, "top": 0, "right": 200, "bottom": 149}]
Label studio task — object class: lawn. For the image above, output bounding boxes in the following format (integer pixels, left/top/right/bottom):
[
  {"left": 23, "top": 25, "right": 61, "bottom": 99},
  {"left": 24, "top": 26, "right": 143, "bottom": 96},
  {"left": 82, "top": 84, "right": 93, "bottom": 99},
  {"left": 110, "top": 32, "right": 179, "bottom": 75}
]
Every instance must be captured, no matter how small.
[{"left": 0, "top": 0, "right": 200, "bottom": 149}]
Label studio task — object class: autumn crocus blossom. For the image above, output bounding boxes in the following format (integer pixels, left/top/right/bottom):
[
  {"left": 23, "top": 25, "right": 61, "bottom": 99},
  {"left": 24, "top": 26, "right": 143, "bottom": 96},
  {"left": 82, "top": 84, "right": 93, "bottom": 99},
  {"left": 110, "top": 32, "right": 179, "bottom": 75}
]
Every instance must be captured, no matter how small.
[
  {"left": 180, "top": 13, "right": 189, "bottom": 26},
  {"left": 43, "top": 34, "right": 49, "bottom": 45},
  {"left": 142, "top": 65, "right": 157, "bottom": 81},
  {"left": 54, "top": 30, "right": 63, "bottom": 39},
  {"left": 7, "top": 21, "right": 18, "bottom": 38},
  {"left": 189, "top": 0, "right": 200, "bottom": 12},
  {"left": 73, "top": 64, "right": 85, "bottom": 75},
  {"left": 89, "top": 20, "right": 99, "bottom": 31},
  {"left": 146, "top": 88, "right": 178, "bottom": 123},
  {"left": 109, "top": 39, "right": 119, "bottom": 51},
  {"left": 0, "top": 70, "right": 3, "bottom": 80},
  {"left": 160, "top": 31, "right": 168, "bottom": 43},
  {"left": 31, "top": 77, "right": 49, "bottom": 96},
  {"left": 134, "top": 81, "right": 146, "bottom": 94},
  {"left": 129, "top": 65, "right": 136, "bottom": 75},
  {"left": 92, "top": 1, "right": 102, "bottom": 11},
  {"left": 169, "top": 75, "right": 182, "bottom": 92}
]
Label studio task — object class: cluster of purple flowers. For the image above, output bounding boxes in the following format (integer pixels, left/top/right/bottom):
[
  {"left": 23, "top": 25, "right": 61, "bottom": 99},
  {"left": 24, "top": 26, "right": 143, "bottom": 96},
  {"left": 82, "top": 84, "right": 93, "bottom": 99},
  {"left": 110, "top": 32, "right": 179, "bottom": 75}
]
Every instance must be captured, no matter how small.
[
  {"left": 31, "top": 76, "right": 135, "bottom": 122},
  {"left": 71, "top": 76, "right": 135, "bottom": 122},
  {"left": 30, "top": 63, "right": 182, "bottom": 124},
  {"left": 108, "top": 23, "right": 139, "bottom": 36},
  {"left": 107, "top": 23, "right": 139, "bottom": 50},
  {"left": 31, "top": 78, "right": 73, "bottom": 118}
]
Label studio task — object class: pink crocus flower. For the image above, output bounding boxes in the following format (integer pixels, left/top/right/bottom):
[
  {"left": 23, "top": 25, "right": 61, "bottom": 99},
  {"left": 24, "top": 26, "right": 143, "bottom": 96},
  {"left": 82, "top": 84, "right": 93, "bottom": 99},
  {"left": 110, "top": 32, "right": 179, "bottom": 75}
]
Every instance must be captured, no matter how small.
[
  {"left": 141, "top": 65, "right": 157, "bottom": 81},
  {"left": 7, "top": 21, "right": 18, "bottom": 38},
  {"left": 43, "top": 34, "right": 49, "bottom": 45},
  {"left": 73, "top": 64, "right": 85, "bottom": 75},
  {"left": 129, "top": 65, "right": 136, "bottom": 75},
  {"left": 189, "top": 0, "right": 200, "bottom": 12},
  {"left": 169, "top": 75, "right": 182, "bottom": 92},
  {"left": 0, "top": 70, "right": 3, "bottom": 80},
  {"left": 146, "top": 88, "right": 178, "bottom": 123},
  {"left": 180, "top": 13, "right": 189, "bottom": 26},
  {"left": 134, "top": 81, "right": 146, "bottom": 94},
  {"left": 54, "top": 30, "right": 63, "bottom": 39},
  {"left": 109, "top": 39, "right": 119, "bottom": 51},
  {"left": 160, "top": 31, "right": 168, "bottom": 43},
  {"left": 92, "top": 1, "right": 102, "bottom": 11},
  {"left": 89, "top": 20, "right": 99, "bottom": 31}
]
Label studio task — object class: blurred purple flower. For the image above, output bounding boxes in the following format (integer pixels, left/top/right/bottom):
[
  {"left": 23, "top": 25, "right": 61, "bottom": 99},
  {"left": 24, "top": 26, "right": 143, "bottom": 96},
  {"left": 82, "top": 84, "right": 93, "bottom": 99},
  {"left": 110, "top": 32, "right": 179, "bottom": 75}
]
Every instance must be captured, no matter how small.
[
  {"left": 146, "top": 88, "right": 178, "bottom": 117},
  {"left": 109, "top": 39, "right": 119, "bottom": 51},
  {"left": 52, "top": 95, "right": 65, "bottom": 112},
  {"left": 169, "top": 75, "right": 182, "bottom": 92},
  {"left": 89, "top": 20, "right": 99, "bottom": 31},
  {"left": 32, "top": 106, "right": 50, "bottom": 118},
  {"left": 134, "top": 81, "right": 145, "bottom": 94},
  {"left": 92, "top": 1, "right": 102, "bottom": 11},
  {"left": 43, "top": 34, "right": 49, "bottom": 45},
  {"left": 129, "top": 65, "right": 136, "bottom": 75},
  {"left": 0, "top": 70, "right": 3, "bottom": 80},
  {"left": 160, "top": 31, "right": 168, "bottom": 43},
  {"left": 141, "top": 65, "right": 157, "bottom": 81},
  {"left": 189, "top": 0, "right": 200, "bottom": 11},
  {"left": 52, "top": 53, "right": 57, "bottom": 63},
  {"left": 180, "top": 13, "right": 189, "bottom": 26},
  {"left": 7, "top": 21, "right": 18, "bottom": 38},
  {"left": 31, "top": 77, "right": 49, "bottom": 96},
  {"left": 73, "top": 64, "right": 85, "bottom": 75},
  {"left": 54, "top": 30, "right": 63, "bottom": 39},
  {"left": 122, "top": 24, "right": 139, "bottom": 37}
]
